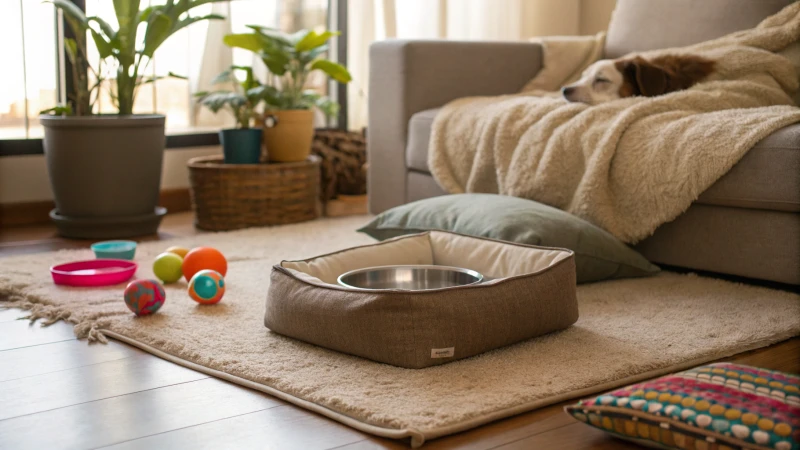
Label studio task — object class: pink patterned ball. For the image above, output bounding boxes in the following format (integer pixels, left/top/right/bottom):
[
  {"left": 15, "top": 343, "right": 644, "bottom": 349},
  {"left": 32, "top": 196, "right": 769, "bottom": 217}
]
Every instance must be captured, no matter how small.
[{"left": 123, "top": 279, "right": 166, "bottom": 316}]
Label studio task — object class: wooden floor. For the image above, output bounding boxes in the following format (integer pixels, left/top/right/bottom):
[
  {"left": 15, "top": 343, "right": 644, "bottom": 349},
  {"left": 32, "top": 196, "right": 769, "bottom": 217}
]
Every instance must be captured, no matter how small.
[{"left": 1, "top": 213, "right": 798, "bottom": 450}]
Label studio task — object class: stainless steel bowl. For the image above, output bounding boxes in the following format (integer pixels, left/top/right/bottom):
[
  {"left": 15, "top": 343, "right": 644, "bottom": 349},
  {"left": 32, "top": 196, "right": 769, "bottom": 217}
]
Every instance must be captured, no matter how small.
[{"left": 337, "top": 265, "right": 483, "bottom": 291}]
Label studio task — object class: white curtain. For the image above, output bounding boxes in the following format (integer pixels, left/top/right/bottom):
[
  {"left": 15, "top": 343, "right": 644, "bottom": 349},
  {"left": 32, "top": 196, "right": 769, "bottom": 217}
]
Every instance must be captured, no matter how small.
[{"left": 346, "top": 0, "right": 582, "bottom": 130}]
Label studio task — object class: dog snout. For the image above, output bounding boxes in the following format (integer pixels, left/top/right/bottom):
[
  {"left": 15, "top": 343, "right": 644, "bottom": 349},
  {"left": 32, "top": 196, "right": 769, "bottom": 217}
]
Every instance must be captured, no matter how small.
[{"left": 561, "top": 86, "right": 575, "bottom": 97}]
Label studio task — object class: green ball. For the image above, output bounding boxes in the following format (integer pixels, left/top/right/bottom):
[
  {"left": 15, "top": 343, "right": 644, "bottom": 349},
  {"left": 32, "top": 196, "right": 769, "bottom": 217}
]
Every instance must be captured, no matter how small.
[{"left": 153, "top": 252, "right": 184, "bottom": 284}]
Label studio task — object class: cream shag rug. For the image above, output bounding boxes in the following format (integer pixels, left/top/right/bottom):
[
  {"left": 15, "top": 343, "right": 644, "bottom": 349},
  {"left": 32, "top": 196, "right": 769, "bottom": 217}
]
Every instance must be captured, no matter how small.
[{"left": 1, "top": 216, "right": 799, "bottom": 448}]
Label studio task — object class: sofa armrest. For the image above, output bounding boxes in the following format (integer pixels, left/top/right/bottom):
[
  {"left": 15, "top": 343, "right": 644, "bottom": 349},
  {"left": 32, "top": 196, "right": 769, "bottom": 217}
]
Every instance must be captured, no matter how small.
[{"left": 367, "top": 40, "right": 543, "bottom": 214}]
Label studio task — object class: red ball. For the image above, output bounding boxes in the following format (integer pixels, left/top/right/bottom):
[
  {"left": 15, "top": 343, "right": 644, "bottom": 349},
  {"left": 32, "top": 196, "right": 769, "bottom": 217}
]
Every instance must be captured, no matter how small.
[{"left": 181, "top": 247, "right": 227, "bottom": 281}]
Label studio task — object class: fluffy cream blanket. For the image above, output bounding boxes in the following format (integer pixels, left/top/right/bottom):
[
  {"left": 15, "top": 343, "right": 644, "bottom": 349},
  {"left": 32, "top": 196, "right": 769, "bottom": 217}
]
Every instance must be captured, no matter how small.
[{"left": 429, "top": 3, "right": 800, "bottom": 243}]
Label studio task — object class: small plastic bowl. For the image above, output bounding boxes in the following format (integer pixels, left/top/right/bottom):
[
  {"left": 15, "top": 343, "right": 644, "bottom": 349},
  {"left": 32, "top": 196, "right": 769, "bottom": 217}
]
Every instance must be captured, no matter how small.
[
  {"left": 91, "top": 240, "right": 137, "bottom": 260},
  {"left": 51, "top": 259, "right": 138, "bottom": 287}
]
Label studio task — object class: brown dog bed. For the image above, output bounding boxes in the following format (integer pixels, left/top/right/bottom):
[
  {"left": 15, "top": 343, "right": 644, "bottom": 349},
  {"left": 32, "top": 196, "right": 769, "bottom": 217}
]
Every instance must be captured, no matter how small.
[{"left": 266, "top": 231, "right": 578, "bottom": 368}]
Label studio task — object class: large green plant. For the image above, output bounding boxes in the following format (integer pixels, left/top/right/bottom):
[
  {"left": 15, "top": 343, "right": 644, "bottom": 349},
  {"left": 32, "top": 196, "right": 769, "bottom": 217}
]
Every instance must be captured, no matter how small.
[
  {"left": 43, "top": 0, "right": 227, "bottom": 116},
  {"left": 195, "top": 66, "right": 267, "bottom": 129},
  {"left": 223, "top": 27, "right": 351, "bottom": 117}
]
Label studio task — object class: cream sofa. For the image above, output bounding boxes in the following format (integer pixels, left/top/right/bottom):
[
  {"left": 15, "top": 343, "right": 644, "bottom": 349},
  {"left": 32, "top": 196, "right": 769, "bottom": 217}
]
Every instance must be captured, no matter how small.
[{"left": 367, "top": 0, "right": 800, "bottom": 285}]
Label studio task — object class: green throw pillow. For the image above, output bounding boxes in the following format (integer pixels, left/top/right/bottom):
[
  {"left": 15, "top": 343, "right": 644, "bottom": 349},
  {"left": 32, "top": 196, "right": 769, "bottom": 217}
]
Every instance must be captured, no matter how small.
[{"left": 358, "top": 194, "right": 659, "bottom": 284}]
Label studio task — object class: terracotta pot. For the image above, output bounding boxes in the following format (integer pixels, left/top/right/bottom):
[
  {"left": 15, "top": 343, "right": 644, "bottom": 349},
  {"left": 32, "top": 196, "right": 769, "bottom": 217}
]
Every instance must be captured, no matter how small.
[{"left": 262, "top": 109, "right": 314, "bottom": 162}]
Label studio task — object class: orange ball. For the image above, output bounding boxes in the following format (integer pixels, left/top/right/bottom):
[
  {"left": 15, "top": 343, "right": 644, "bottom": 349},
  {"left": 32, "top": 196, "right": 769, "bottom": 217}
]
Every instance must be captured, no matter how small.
[{"left": 181, "top": 247, "right": 227, "bottom": 281}]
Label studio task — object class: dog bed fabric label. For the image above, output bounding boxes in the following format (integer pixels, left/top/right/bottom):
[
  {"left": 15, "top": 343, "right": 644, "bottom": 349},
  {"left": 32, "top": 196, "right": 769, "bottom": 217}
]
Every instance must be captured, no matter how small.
[{"left": 431, "top": 347, "right": 455, "bottom": 358}]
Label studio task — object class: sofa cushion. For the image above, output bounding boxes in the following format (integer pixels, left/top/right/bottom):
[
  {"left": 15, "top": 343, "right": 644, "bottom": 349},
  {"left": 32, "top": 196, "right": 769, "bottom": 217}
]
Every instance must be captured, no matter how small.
[
  {"left": 605, "top": 0, "right": 794, "bottom": 59},
  {"left": 697, "top": 124, "right": 800, "bottom": 213},
  {"left": 406, "top": 110, "right": 800, "bottom": 212}
]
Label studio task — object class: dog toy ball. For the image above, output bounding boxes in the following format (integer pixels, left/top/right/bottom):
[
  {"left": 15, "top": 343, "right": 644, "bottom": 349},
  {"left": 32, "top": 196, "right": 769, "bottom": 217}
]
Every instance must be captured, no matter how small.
[
  {"left": 182, "top": 247, "right": 227, "bottom": 281},
  {"left": 123, "top": 279, "right": 166, "bottom": 316},
  {"left": 165, "top": 246, "right": 190, "bottom": 258},
  {"left": 153, "top": 252, "right": 184, "bottom": 284},
  {"left": 188, "top": 269, "right": 225, "bottom": 304}
]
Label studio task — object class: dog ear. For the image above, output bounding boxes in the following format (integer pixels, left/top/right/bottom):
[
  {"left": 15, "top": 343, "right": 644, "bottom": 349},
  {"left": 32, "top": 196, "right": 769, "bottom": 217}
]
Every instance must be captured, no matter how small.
[{"left": 623, "top": 58, "right": 669, "bottom": 97}]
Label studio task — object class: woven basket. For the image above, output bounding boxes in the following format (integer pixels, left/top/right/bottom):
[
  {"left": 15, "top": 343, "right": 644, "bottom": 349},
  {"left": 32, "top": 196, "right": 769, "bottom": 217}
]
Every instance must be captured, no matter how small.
[
  {"left": 188, "top": 155, "right": 321, "bottom": 231},
  {"left": 311, "top": 129, "right": 367, "bottom": 201}
]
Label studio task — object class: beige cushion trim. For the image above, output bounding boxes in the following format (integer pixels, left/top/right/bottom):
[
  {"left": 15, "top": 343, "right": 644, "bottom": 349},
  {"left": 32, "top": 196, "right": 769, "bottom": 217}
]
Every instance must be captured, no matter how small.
[{"left": 282, "top": 231, "right": 571, "bottom": 285}]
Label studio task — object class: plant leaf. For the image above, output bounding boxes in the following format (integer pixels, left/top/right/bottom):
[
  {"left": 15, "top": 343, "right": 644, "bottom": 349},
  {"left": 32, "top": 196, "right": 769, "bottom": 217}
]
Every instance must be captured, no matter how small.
[
  {"left": 168, "top": 71, "right": 188, "bottom": 80},
  {"left": 196, "top": 91, "right": 247, "bottom": 113},
  {"left": 142, "top": 11, "right": 173, "bottom": 57},
  {"left": 170, "top": 13, "right": 226, "bottom": 36},
  {"left": 114, "top": 0, "right": 140, "bottom": 66},
  {"left": 295, "top": 30, "right": 338, "bottom": 52},
  {"left": 300, "top": 90, "right": 339, "bottom": 118},
  {"left": 87, "top": 16, "right": 115, "bottom": 39},
  {"left": 223, "top": 33, "right": 266, "bottom": 52},
  {"left": 177, "top": 0, "right": 227, "bottom": 17},
  {"left": 141, "top": 75, "right": 165, "bottom": 85},
  {"left": 260, "top": 55, "right": 288, "bottom": 75},
  {"left": 64, "top": 38, "right": 78, "bottom": 65},
  {"left": 247, "top": 25, "right": 292, "bottom": 47},
  {"left": 47, "top": 0, "right": 88, "bottom": 30},
  {"left": 247, "top": 85, "right": 280, "bottom": 105},
  {"left": 39, "top": 104, "right": 73, "bottom": 116},
  {"left": 137, "top": 6, "right": 154, "bottom": 23},
  {"left": 210, "top": 69, "right": 233, "bottom": 85},
  {"left": 90, "top": 29, "right": 113, "bottom": 58},
  {"left": 309, "top": 59, "right": 352, "bottom": 83}
]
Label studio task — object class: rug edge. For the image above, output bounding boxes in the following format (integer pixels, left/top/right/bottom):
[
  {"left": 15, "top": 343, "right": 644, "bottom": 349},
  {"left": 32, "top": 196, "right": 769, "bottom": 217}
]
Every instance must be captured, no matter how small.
[
  {"left": 103, "top": 329, "right": 799, "bottom": 448},
  {"left": 100, "top": 330, "right": 428, "bottom": 447},
  {"left": 418, "top": 331, "right": 800, "bottom": 441},
  {"left": 3, "top": 287, "right": 799, "bottom": 448}
]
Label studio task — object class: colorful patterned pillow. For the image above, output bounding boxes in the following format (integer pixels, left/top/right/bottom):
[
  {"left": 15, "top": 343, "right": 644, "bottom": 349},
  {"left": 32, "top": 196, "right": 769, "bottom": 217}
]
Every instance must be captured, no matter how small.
[{"left": 565, "top": 363, "right": 800, "bottom": 450}]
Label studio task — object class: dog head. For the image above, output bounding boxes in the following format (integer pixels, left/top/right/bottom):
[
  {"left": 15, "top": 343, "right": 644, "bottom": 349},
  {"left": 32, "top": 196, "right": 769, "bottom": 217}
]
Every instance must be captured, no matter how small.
[
  {"left": 562, "top": 57, "right": 674, "bottom": 105},
  {"left": 562, "top": 55, "right": 715, "bottom": 105},
  {"left": 561, "top": 60, "right": 627, "bottom": 105}
]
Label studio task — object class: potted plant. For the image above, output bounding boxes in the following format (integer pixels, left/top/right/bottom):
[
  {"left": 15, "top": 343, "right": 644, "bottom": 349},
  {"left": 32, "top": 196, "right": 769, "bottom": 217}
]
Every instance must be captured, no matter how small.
[
  {"left": 223, "top": 26, "right": 352, "bottom": 162},
  {"left": 195, "top": 66, "right": 265, "bottom": 164},
  {"left": 39, "top": 0, "right": 226, "bottom": 238}
]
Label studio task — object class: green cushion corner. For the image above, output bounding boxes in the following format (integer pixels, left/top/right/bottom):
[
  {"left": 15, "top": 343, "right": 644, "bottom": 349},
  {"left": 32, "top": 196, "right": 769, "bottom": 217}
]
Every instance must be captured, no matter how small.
[{"left": 357, "top": 194, "right": 659, "bottom": 284}]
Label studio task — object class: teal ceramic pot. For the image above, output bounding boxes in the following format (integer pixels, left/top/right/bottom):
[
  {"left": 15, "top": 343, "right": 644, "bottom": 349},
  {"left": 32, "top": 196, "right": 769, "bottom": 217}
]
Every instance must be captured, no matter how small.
[{"left": 220, "top": 128, "right": 263, "bottom": 164}]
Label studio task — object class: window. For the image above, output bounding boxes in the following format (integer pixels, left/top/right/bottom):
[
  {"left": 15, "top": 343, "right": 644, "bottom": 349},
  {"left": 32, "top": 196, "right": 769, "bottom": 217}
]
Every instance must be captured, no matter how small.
[
  {"left": 1, "top": 0, "right": 337, "bottom": 151},
  {"left": 0, "top": 0, "right": 58, "bottom": 139}
]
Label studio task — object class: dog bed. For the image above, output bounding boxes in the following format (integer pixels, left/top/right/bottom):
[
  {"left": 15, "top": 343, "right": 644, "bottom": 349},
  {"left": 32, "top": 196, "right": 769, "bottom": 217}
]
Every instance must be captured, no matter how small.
[{"left": 265, "top": 231, "right": 578, "bottom": 368}]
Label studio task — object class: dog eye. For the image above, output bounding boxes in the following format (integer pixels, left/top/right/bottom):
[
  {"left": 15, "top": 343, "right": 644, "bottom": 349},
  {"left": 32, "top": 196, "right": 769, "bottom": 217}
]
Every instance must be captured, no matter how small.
[{"left": 594, "top": 77, "right": 610, "bottom": 84}]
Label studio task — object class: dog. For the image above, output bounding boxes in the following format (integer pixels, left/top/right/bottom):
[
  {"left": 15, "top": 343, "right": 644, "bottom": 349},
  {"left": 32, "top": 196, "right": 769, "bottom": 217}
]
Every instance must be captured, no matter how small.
[{"left": 561, "top": 55, "right": 716, "bottom": 105}]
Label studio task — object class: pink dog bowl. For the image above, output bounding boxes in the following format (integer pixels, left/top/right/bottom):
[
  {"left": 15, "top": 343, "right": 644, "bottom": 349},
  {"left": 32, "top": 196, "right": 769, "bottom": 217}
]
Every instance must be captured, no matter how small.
[{"left": 50, "top": 259, "right": 138, "bottom": 287}]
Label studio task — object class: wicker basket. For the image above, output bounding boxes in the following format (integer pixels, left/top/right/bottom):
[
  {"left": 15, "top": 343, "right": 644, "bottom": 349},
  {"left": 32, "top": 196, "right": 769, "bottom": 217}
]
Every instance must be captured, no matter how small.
[{"left": 188, "top": 155, "right": 321, "bottom": 231}]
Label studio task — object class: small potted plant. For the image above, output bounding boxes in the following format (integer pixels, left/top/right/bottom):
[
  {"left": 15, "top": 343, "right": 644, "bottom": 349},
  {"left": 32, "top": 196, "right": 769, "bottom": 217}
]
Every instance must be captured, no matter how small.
[
  {"left": 195, "top": 66, "right": 265, "bottom": 164},
  {"left": 40, "top": 0, "right": 227, "bottom": 238},
  {"left": 223, "top": 26, "right": 352, "bottom": 162}
]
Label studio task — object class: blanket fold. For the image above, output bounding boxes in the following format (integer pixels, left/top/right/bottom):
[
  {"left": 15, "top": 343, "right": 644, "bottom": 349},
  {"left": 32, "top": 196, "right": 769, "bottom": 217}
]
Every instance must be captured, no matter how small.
[{"left": 429, "top": 3, "right": 800, "bottom": 243}]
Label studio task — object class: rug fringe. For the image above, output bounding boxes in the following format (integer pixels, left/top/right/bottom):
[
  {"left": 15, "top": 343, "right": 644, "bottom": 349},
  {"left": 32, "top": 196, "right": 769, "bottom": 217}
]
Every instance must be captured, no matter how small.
[{"left": 1, "top": 287, "right": 108, "bottom": 343}]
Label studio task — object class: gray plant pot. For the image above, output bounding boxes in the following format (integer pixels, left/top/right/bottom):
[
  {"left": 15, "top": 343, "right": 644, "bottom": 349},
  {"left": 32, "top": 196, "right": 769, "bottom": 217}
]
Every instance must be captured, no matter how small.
[{"left": 40, "top": 114, "right": 167, "bottom": 238}]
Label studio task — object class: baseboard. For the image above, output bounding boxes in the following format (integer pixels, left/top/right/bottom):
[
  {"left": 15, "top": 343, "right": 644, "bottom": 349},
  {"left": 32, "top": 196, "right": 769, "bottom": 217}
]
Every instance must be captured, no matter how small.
[
  {"left": 0, "top": 188, "right": 192, "bottom": 228},
  {"left": 158, "top": 188, "right": 192, "bottom": 216}
]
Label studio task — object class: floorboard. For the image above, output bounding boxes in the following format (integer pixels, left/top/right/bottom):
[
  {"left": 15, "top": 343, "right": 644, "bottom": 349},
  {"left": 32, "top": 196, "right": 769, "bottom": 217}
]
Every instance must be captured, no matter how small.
[
  {"left": 1, "top": 213, "right": 797, "bottom": 450},
  {"left": 99, "top": 404, "right": 369, "bottom": 450},
  {"left": 0, "top": 338, "right": 141, "bottom": 382},
  {"left": 0, "top": 307, "right": 27, "bottom": 322},
  {"left": 0, "top": 377, "right": 285, "bottom": 450},
  {"left": 0, "top": 352, "right": 209, "bottom": 420},
  {"left": 493, "top": 422, "right": 640, "bottom": 450},
  {"left": 0, "top": 319, "right": 76, "bottom": 351}
]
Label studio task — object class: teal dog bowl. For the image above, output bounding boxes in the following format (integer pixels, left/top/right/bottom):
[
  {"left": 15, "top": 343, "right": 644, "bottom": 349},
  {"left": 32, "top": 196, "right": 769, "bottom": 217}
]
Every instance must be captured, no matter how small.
[{"left": 91, "top": 240, "right": 137, "bottom": 260}]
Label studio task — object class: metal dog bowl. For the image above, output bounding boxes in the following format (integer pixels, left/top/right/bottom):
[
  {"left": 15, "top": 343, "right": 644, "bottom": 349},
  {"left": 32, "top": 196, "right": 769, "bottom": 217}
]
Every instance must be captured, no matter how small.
[{"left": 337, "top": 265, "right": 483, "bottom": 291}]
